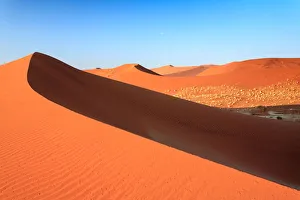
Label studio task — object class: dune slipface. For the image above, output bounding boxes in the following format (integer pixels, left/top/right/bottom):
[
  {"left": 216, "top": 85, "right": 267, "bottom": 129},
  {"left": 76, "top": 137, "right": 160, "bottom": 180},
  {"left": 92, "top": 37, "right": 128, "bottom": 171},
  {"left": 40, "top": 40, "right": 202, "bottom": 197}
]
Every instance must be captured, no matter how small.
[{"left": 0, "top": 53, "right": 299, "bottom": 200}]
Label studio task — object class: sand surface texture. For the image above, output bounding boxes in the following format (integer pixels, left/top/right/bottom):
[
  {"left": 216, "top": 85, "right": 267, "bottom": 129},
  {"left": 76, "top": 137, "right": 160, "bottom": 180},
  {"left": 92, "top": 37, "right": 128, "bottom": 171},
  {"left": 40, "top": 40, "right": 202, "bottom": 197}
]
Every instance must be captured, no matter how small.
[{"left": 1, "top": 53, "right": 300, "bottom": 200}]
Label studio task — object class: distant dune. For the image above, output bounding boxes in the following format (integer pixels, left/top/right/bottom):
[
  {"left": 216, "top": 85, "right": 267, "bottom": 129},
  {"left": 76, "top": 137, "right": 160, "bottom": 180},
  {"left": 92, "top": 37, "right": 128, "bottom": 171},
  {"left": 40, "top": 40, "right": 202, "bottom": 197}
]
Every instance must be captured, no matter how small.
[
  {"left": 197, "top": 58, "right": 300, "bottom": 87},
  {"left": 86, "top": 58, "right": 300, "bottom": 94},
  {"left": 87, "top": 63, "right": 160, "bottom": 79},
  {"left": 113, "top": 63, "right": 161, "bottom": 76},
  {"left": 152, "top": 65, "right": 218, "bottom": 77},
  {"left": 164, "top": 65, "right": 215, "bottom": 77},
  {"left": 85, "top": 58, "right": 300, "bottom": 108},
  {"left": 0, "top": 53, "right": 300, "bottom": 199},
  {"left": 150, "top": 59, "right": 300, "bottom": 86},
  {"left": 199, "top": 58, "right": 300, "bottom": 75},
  {"left": 152, "top": 65, "right": 198, "bottom": 75}
]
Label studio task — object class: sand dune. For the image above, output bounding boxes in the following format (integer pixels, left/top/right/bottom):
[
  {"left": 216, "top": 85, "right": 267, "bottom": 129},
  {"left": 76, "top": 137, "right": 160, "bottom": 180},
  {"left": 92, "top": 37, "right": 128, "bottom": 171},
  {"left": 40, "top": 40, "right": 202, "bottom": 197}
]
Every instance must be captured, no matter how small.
[
  {"left": 87, "top": 65, "right": 233, "bottom": 93},
  {"left": 152, "top": 65, "right": 217, "bottom": 77},
  {"left": 197, "top": 58, "right": 300, "bottom": 87},
  {"left": 0, "top": 53, "right": 300, "bottom": 199},
  {"left": 110, "top": 63, "right": 161, "bottom": 76},
  {"left": 86, "top": 58, "right": 300, "bottom": 109},
  {"left": 165, "top": 65, "right": 214, "bottom": 77},
  {"left": 152, "top": 65, "right": 199, "bottom": 75},
  {"left": 199, "top": 58, "right": 300, "bottom": 75},
  {"left": 89, "top": 58, "right": 300, "bottom": 91},
  {"left": 87, "top": 62, "right": 300, "bottom": 110},
  {"left": 87, "top": 63, "right": 160, "bottom": 81}
]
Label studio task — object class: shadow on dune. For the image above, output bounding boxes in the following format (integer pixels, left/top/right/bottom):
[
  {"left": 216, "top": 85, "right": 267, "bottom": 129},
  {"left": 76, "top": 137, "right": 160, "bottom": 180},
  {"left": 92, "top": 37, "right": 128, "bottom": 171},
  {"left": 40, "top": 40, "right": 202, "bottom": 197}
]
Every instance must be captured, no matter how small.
[
  {"left": 27, "top": 52, "right": 300, "bottom": 190},
  {"left": 134, "top": 64, "right": 162, "bottom": 76}
]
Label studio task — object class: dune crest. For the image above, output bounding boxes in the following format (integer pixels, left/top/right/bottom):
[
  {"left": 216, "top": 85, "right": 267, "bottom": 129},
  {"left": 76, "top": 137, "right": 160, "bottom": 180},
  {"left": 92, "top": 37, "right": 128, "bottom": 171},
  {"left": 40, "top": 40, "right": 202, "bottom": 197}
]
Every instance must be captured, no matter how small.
[
  {"left": 116, "top": 63, "right": 161, "bottom": 75},
  {"left": 87, "top": 63, "right": 160, "bottom": 79}
]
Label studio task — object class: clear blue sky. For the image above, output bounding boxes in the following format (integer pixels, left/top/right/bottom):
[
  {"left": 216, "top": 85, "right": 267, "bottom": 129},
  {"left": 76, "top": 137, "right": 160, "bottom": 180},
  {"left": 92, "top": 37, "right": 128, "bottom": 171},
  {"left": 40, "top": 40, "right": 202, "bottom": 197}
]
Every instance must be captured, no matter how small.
[{"left": 1, "top": 0, "right": 300, "bottom": 69}]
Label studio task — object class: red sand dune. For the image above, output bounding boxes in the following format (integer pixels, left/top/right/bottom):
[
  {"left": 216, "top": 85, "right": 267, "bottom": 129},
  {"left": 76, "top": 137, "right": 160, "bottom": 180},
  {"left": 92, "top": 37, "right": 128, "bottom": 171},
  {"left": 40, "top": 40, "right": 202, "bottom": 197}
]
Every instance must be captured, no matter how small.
[
  {"left": 152, "top": 65, "right": 198, "bottom": 75},
  {"left": 152, "top": 65, "right": 216, "bottom": 77},
  {"left": 199, "top": 58, "right": 300, "bottom": 75},
  {"left": 88, "top": 63, "right": 300, "bottom": 96},
  {"left": 87, "top": 64, "right": 236, "bottom": 92},
  {"left": 88, "top": 58, "right": 300, "bottom": 92},
  {"left": 86, "top": 63, "right": 165, "bottom": 89},
  {"left": 0, "top": 53, "right": 300, "bottom": 199},
  {"left": 164, "top": 65, "right": 215, "bottom": 77},
  {"left": 86, "top": 63, "right": 160, "bottom": 78},
  {"left": 88, "top": 67, "right": 202, "bottom": 92},
  {"left": 198, "top": 58, "right": 300, "bottom": 87}
]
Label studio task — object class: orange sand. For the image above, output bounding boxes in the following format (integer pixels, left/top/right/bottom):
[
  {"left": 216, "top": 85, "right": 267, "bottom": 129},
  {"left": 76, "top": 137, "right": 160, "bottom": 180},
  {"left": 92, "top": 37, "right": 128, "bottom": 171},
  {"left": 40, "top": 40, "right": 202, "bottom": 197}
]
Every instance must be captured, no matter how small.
[
  {"left": 152, "top": 65, "right": 199, "bottom": 75},
  {"left": 198, "top": 58, "right": 300, "bottom": 87},
  {"left": 0, "top": 53, "right": 300, "bottom": 200},
  {"left": 88, "top": 58, "right": 300, "bottom": 94}
]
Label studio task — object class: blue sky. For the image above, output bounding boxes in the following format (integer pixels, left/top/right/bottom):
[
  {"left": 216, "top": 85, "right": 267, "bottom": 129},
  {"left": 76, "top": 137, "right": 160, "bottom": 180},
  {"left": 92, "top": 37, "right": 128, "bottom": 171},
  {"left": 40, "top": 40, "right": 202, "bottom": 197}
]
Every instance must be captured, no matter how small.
[{"left": 1, "top": 0, "right": 300, "bottom": 69}]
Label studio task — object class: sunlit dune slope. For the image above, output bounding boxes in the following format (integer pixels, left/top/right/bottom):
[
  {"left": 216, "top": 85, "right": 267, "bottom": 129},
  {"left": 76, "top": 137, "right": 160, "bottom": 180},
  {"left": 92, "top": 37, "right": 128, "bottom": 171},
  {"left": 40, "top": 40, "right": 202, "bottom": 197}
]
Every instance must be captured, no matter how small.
[
  {"left": 152, "top": 65, "right": 199, "bottom": 75},
  {"left": 165, "top": 65, "right": 214, "bottom": 77},
  {"left": 197, "top": 58, "right": 300, "bottom": 87}
]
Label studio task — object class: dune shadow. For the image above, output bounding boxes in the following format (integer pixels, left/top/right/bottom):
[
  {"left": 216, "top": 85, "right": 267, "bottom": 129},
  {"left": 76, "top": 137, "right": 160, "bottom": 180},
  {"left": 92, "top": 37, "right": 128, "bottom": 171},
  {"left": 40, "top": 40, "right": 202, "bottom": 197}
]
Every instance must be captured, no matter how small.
[
  {"left": 134, "top": 64, "right": 162, "bottom": 76},
  {"left": 27, "top": 53, "right": 300, "bottom": 190}
]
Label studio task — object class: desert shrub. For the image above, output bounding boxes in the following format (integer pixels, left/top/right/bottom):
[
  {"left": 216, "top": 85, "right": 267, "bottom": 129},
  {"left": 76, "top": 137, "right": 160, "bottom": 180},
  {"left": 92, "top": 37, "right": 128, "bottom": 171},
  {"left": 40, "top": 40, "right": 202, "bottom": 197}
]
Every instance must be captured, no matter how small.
[{"left": 257, "top": 105, "right": 267, "bottom": 112}]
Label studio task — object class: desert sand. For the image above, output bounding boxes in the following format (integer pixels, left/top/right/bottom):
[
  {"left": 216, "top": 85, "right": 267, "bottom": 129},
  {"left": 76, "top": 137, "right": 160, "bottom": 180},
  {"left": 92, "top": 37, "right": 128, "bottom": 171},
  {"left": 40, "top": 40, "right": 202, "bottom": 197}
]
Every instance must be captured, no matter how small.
[
  {"left": 152, "top": 65, "right": 197, "bottom": 75},
  {"left": 0, "top": 52, "right": 300, "bottom": 200},
  {"left": 88, "top": 59, "right": 300, "bottom": 108},
  {"left": 152, "top": 65, "right": 216, "bottom": 77}
]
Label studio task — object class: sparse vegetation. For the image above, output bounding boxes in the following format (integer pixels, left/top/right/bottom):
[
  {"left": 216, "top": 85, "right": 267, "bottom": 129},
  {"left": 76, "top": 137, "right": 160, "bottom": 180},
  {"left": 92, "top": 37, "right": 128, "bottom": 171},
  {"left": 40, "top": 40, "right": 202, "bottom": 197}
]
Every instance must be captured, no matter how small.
[
  {"left": 164, "top": 79, "right": 300, "bottom": 108},
  {"left": 256, "top": 105, "right": 267, "bottom": 112},
  {"left": 276, "top": 116, "right": 283, "bottom": 120}
]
